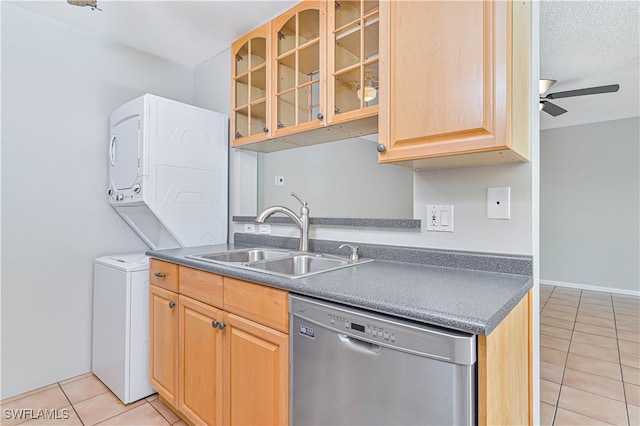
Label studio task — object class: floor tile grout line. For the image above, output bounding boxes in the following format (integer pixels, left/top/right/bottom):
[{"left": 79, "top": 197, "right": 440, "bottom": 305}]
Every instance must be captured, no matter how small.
[
  {"left": 612, "top": 293, "right": 632, "bottom": 426},
  {"left": 148, "top": 400, "right": 173, "bottom": 425},
  {"left": 57, "top": 382, "right": 85, "bottom": 426}
]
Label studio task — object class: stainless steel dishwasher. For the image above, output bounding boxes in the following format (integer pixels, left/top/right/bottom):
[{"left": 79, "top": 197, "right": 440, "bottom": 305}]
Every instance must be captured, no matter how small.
[{"left": 290, "top": 295, "right": 477, "bottom": 425}]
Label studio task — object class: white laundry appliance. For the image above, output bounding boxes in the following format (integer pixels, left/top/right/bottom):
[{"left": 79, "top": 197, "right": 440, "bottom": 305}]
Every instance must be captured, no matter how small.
[
  {"left": 92, "top": 94, "right": 229, "bottom": 403},
  {"left": 92, "top": 253, "right": 155, "bottom": 404},
  {"left": 108, "top": 93, "right": 228, "bottom": 249}
]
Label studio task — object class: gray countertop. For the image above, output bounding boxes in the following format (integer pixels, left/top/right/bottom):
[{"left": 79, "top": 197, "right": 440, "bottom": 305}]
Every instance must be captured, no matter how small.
[{"left": 147, "top": 241, "right": 532, "bottom": 335}]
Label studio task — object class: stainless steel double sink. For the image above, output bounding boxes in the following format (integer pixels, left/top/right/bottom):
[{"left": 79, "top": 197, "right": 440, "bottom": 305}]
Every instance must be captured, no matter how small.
[{"left": 187, "top": 248, "right": 373, "bottom": 279}]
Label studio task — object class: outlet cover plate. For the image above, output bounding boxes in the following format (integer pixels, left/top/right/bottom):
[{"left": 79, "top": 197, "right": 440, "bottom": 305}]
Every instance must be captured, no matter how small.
[
  {"left": 487, "top": 187, "right": 511, "bottom": 219},
  {"left": 426, "top": 205, "right": 454, "bottom": 232}
]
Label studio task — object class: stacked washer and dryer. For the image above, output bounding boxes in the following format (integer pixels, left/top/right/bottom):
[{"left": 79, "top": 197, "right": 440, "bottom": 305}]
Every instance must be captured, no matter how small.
[{"left": 92, "top": 94, "right": 228, "bottom": 403}]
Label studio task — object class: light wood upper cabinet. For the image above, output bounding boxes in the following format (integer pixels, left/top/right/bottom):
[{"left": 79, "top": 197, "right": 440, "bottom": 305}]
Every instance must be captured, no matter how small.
[
  {"left": 231, "top": 23, "right": 271, "bottom": 147},
  {"left": 271, "top": 1, "right": 326, "bottom": 138},
  {"left": 149, "top": 284, "right": 179, "bottom": 408},
  {"left": 377, "top": 0, "right": 530, "bottom": 168},
  {"left": 327, "top": 0, "right": 379, "bottom": 125}
]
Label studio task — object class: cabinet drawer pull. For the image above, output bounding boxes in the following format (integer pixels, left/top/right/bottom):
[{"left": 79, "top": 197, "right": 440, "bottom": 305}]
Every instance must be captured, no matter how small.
[
  {"left": 376, "top": 143, "right": 386, "bottom": 153},
  {"left": 168, "top": 301, "right": 176, "bottom": 309},
  {"left": 154, "top": 272, "right": 167, "bottom": 278}
]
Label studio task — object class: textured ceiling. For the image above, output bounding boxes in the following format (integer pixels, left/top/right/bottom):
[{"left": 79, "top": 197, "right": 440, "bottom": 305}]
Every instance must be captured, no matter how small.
[
  {"left": 540, "top": 0, "right": 640, "bottom": 129},
  {"left": 10, "top": 0, "right": 640, "bottom": 130}
]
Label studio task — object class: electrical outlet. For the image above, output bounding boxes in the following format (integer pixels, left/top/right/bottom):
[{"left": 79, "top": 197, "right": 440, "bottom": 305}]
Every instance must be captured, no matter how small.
[
  {"left": 243, "top": 224, "right": 255, "bottom": 233},
  {"left": 275, "top": 176, "right": 285, "bottom": 186},
  {"left": 426, "top": 205, "right": 454, "bottom": 232},
  {"left": 487, "top": 187, "right": 511, "bottom": 219}
]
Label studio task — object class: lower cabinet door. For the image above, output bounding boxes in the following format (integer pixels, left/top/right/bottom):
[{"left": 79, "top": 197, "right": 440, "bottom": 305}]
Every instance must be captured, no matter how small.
[
  {"left": 224, "top": 312, "right": 289, "bottom": 426},
  {"left": 149, "top": 285, "right": 179, "bottom": 407},
  {"left": 179, "top": 295, "right": 224, "bottom": 426}
]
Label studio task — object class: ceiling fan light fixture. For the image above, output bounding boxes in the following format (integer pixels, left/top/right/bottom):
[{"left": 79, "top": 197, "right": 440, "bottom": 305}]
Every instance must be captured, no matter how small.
[
  {"left": 539, "top": 79, "right": 556, "bottom": 95},
  {"left": 67, "top": 0, "right": 101, "bottom": 11}
]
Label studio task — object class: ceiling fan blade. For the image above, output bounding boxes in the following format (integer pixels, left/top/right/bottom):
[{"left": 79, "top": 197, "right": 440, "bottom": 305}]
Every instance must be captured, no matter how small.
[
  {"left": 545, "top": 84, "right": 620, "bottom": 100},
  {"left": 541, "top": 101, "right": 568, "bottom": 116}
]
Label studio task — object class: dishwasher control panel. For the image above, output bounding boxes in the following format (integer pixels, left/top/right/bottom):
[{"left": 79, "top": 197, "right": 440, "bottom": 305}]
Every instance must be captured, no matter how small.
[
  {"left": 328, "top": 313, "right": 396, "bottom": 342},
  {"left": 291, "top": 294, "right": 476, "bottom": 365}
]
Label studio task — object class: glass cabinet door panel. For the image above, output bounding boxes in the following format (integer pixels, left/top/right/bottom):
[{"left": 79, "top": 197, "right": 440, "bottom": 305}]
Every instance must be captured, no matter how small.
[
  {"left": 250, "top": 102, "right": 267, "bottom": 135},
  {"left": 235, "top": 74, "right": 249, "bottom": 107},
  {"left": 234, "top": 107, "right": 249, "bottom": 139},
  {"left": 235, "top": 42, "right": 249, "bottom": 75},
  {"left": 363, "top": 0, "right": 378, "bottom": 16},
  {"left": 334, "top": 67, "right": 361, "bottom": 114},
  {"left": 278, "top": 16, "right": 296, "bottom": 55},
  {"left": 277, "top": 53, "right": 296, "bottom": 93},
  {"left": 363, "top": 61, "right": 379, "bottom": 107},
  {"left": 298, "top": 81, "right": 320, "bottom": 124},
  {"left": 298, "top": 42, "right": 320, "bottom": 79},
  {"left": 335, "top": 23, "right": 361, "bottom": 71},
  {"left": 363, "top": 16, "right": 379, "bottom": 61},
  {"left": 250, "top": 66, "right": 267, "bottom": 102},
  {"left": 298, "top": 9, "right": 320, "bottom": 45},
  {"left": 251, "top": 38, "right": 266, "bottom": 67},
  {"left": 277, "top": 90, "right": 296, "bottom": 128},
  {"left": 335, "top": 0, "right": 360, "bottom": 29}
]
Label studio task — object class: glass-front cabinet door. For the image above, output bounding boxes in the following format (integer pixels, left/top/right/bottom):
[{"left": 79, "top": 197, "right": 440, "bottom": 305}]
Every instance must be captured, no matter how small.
[
  {"left": 231, "top": 23, "right": 271, "bottom": 147},
  {"left": 271, "top": 1, "right": 326, "bottom": 137},
  {"left": 328, "top": 0, "right": 379, "bottom": 124}
]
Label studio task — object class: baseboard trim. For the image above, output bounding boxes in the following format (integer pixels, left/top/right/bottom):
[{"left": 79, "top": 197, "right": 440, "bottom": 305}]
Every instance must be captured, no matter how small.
[{"left": 540, "top": 279, "right": 640, "bottom": 297}]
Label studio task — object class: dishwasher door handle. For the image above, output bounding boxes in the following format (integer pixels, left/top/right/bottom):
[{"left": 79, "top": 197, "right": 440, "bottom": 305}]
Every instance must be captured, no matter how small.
[{"left": 338, "top": 334, "right": 382, "bottom": 355}]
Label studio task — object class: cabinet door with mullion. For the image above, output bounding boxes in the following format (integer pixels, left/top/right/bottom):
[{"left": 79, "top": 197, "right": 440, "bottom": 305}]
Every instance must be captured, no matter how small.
[
  {"left": 231, "top": 22, "right": 271, "bottom": 147},
  {"left": 271, "top": 0, "right": 326, "bottom": 137},
  {"left": 328, "top": 0, "right": 379, "bottom": 124}
]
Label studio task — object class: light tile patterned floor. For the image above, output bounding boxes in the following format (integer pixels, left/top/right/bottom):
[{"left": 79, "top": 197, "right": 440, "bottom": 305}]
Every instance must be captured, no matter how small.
[
  {"left": 0, "top": 374, "right": 184, "bottom": 426},
  {"left": 2, "top": 285, "right": 638, "bottom": 425},
  {"left": 540, "top": 284, "right": 640, "bottom": 425}
]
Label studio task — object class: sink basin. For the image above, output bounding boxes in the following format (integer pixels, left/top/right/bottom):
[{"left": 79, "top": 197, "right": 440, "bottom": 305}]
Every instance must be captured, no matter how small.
[
  {"left": 249, "top": 254, "right": 350, "bottom": 277},
  {"left": 187, "top": 248, "right": 290, "bottom": 264},
  {"left": 187, "top": 248, "right": 373, "bottom": 278}
]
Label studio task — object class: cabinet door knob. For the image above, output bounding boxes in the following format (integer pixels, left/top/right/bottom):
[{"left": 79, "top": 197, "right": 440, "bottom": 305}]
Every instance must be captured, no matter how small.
[
  {"left": 317, "top": 112, "right": 324, "bottom": 120},
  {"left": 168, "top": 301, "right": 176, "bottom": 309},
  {"left": 154, "top": 272, "right": 166, "bottom": 278},
  {"left": 212, "top": 320, "right": 226, "bottom": 330},
  {"left": 263, "top": 127, "right": 269, "bottom": 133},
  {"left": 376, "top": 144, "right": 386, "bottom": 153}
]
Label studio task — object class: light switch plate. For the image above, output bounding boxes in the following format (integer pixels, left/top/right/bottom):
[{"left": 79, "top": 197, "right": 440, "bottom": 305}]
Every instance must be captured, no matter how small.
[
  {"left": 487, "top": 187, "right": 511, "bottom": 219},
  {"left": 426, "top": 205, "right": 454, "bottom": 232}
]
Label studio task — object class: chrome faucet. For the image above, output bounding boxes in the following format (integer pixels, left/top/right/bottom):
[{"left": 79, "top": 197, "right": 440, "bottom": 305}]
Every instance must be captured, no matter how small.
[{"left": 255, "top": 192, "right": 310, "bottom": 252}]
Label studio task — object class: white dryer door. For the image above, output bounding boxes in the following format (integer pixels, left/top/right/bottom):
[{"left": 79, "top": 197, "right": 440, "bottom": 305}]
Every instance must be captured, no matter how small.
[{"left": 110, "top": 115, "right": 140, "bottom": 191}]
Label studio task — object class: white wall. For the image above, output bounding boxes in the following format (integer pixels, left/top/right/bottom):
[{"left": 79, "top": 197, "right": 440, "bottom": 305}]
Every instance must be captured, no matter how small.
[
  {"left": 0, "top": 4, "right": 194, "bottom": 398},
  {"left": 540, "top": 117, "right": 640, "bottom": 293}
]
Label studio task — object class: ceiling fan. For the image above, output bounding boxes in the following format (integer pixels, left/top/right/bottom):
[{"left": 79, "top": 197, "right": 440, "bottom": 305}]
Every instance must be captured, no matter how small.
[{"left": 539, "top": 79, "right": 620, "bottom": 116}]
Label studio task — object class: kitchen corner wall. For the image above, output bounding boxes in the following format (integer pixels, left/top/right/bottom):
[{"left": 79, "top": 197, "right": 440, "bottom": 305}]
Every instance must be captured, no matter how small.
[{"left": 0, "top": 4, "right": 194, "bottom": 399}]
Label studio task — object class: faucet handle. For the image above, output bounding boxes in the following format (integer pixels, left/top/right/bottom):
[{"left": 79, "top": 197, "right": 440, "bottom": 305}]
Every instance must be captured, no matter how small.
[
  {"left": 290, "top": 192, "right": 307, "bottom": 207},
  {"left": 339, "top": 244, "right": 360, "bottom": 261}
]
